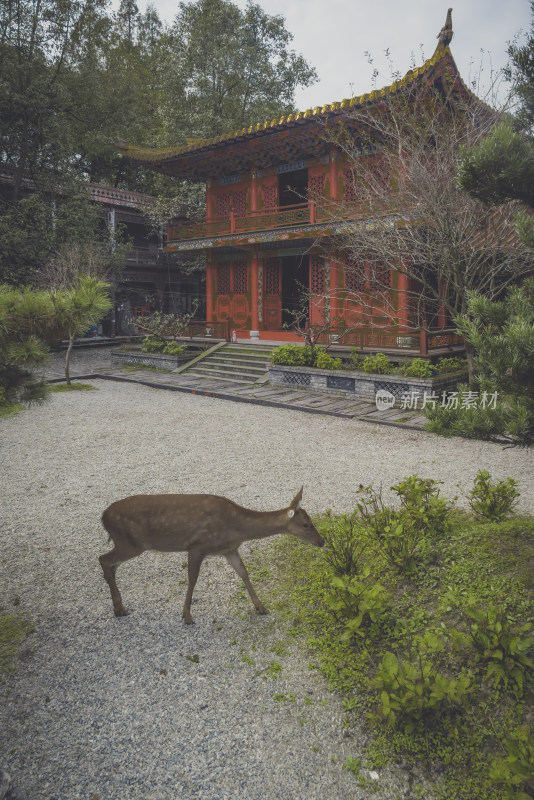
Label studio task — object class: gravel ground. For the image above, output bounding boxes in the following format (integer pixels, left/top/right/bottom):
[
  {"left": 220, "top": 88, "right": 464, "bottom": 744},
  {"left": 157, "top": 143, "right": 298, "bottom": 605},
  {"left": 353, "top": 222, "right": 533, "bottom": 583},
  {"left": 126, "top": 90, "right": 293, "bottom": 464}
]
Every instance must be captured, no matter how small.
[{"left": 1, "top": 352, "right": 533, "bottom": 800}]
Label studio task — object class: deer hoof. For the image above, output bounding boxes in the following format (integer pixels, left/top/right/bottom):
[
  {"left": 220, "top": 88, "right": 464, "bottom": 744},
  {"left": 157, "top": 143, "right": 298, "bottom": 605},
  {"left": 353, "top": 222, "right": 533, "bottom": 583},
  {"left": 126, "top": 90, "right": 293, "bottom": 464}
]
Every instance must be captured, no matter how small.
[
  {"left": 256, "top": 607, "right": 269, "bottom": 616},
  {"left": 114, "top": 607, "right": 129, "bottom": 617}
]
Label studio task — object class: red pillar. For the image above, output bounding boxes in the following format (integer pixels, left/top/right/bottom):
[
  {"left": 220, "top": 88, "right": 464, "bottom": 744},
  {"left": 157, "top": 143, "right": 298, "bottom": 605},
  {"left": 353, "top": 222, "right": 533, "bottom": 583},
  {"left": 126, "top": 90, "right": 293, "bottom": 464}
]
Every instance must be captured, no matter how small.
[
  {"left": 397, "top": 270, "right": 410, "bottom": 331},
  {"left": 206, "top": 180, "right": 213, "bottom": 219},
  {"left": 328, "top": 259, "right": 340, "bottom": 323},
  {"left": 250, "top": 255, "right": 259, "bottom": 333},
  {"left": 329, "top": 153, "right": 338, "bottom": 201},
  {"left": 251, "top": 171, "right": 258, "bottom": 213},
  {"left": 206, "top": 256, "right": 214, "bottom": 322},
  {"left": 438, "top": 277, "right": 448, "bottom": 328}
]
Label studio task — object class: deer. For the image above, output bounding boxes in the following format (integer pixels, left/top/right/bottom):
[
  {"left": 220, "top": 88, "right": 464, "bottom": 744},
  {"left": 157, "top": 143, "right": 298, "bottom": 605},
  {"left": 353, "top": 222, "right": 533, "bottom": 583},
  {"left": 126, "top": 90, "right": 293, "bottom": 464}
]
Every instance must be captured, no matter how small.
[{"left": 99, "top": 487, "right": 323, "bottom": 624}]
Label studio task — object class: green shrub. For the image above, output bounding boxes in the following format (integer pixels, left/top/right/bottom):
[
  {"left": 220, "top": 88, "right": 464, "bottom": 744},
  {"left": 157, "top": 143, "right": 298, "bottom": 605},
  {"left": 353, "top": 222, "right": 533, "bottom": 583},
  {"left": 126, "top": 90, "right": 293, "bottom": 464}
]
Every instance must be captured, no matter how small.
[
  {"left": 436, "top": 355, "right": 468, "bottom": 374},
  {"left": 424, "top": 383, "right": 508, "bottom": 441},
  {"left": 325, "top": 567, "right": 390, "bottom": 642},
  {"left": 271, "top": 344, "right": 341, "bottom": 369},
  {"left": 469, "top": 470, "right": 520, "bottom": 522},
  {"left": 464, "top": 605, "right": 534, "bottom": 698},
  {"left": 270, "top": 343, "right": 313, "bottom": 366},
  {"left": 315, "top": 349, "right": 342, "bottom": 369},
  {"left": 141, "top": 336, "right": 164, "bottom": 353},
  {"left": 370, "top": 647, "right": 472, "bottom": 733},
  {"left": 399, "top": 358, "right": 435, "bottom": 378},
  {"left": 162, "top": 341, "right": 185, "bottom": 356},
  {"left": 321, "top": 512, "right": 368, "bottom": 577},
  {"left": 490, "top": 727, "right": 534, "bottom": 800},
  {"left": 355, "top": 477, "right": 451, "bottom": 573},
  {"left": 358, "top": 352, "right": 393, "bottom": 374}
]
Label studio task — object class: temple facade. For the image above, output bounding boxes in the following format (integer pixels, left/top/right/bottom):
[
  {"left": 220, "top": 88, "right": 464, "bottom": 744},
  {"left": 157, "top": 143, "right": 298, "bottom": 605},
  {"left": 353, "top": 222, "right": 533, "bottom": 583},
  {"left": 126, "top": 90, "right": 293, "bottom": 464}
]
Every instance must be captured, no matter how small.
[{"left": 120, "top": 26, "right": 476, "bottom": 350}]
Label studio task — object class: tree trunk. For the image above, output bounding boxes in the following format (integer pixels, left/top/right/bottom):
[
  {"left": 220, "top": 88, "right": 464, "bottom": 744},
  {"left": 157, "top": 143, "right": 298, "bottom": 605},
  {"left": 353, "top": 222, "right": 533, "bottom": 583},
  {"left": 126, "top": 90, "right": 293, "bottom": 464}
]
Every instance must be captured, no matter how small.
[{"left": 65, "top": 334, "right": 74, "bottom": 385}]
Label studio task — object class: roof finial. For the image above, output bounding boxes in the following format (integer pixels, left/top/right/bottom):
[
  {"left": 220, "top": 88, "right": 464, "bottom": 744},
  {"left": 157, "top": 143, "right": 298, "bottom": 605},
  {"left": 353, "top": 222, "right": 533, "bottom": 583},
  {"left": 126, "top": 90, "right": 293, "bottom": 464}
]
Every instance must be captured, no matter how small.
[{"left": 436, "top": 8, "right": 453, "bottom": 50}]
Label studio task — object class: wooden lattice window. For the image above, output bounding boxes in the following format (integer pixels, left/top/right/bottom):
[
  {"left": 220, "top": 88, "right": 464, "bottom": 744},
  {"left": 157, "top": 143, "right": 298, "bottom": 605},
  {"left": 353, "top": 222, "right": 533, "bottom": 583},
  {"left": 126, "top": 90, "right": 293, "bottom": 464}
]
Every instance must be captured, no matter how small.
[
  {"left": 217, "top": 263, "right": 231, "bottom": 295},
  {"left": 365, "top": 156, "right": 390, "bottom": 193},
  {"left": 343, "top": 170, "right": 358, "bottom": 203},
  {"left": 368, "top": 261, "right": 391, "bottom": 291},
  {"left": 232, "top": 261, "right": 248, "bottom": 295},
  {"left": 231, "top": 190, "right": 247, "bottom": 216},
  {"left": 215, "top": 193, "right": 230, "bottom": 218},
  {"left": 262, "top": 183, "right": 278, "bottom": 210},
  {"left": 345, "top": 257, "right": 366, "bottom": 293},
  {"left": 265, "top": 259, "right": 280, "bottom": 295},
  {"left": 310, "top": 256, "right": 325, "bottom": 295},
  {"left": 308, "top": 174, "right": 325, "bottom": 201}
]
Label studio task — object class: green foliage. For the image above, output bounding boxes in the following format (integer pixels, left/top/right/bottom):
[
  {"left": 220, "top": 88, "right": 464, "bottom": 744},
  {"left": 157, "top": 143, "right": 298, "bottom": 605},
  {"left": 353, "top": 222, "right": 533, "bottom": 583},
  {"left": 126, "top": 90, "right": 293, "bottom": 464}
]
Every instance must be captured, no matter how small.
[
  {"left": 141, "top": 336, "right": 164, "bottom": 353},
  {"left": 454, "top": 279, "right": 534, "bottom": 446},
  {"left": 356, "top": 476, "right": 450, "bottom": 573},
  {"left": 490, "top": 727, "right": 534, "bottom": 800},
  {"left": 464, "top": 605, "right": 534, "bottom": 699},
  {"left": 357, "top": 352, "right": 393, "bottom": 374},
  {"left": 435, "top": 356, "right": 468, "bottom": 374},
  {"left": 371, "top": 646, "right": 472, "bottom": 733},
  {"left": 270, "top": 343, "right": 340, "bottom": 368},
  {"left": 424, "top": 383, "right": 508, "bottom": 441},
  {"left": 49, "top": 383, "right": 97, "bottom": 393},
  {"left": 326, "top": 568, "right": 390, "bottom": 641},
  {"left": 321, "top": 512, "right": 368, "bottom": 577},
  {"left": 399, "top": 358, "right": 435, "bottom": 378},
  {"left": 314, "top": 349, "right": 342, "bottom": 369},
  {"left": 469, "top": 470, "right": 520, "bottom": 522},
  {"left": 162, "top": 341, "right": 185, "bottom": 356}
]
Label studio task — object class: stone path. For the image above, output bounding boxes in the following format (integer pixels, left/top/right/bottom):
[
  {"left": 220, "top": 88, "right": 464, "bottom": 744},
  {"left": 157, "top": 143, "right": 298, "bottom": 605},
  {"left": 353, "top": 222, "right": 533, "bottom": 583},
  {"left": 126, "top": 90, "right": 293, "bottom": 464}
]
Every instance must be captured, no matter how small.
[{"left": 44, "top": 347, "right": 428, "bottom": 431}]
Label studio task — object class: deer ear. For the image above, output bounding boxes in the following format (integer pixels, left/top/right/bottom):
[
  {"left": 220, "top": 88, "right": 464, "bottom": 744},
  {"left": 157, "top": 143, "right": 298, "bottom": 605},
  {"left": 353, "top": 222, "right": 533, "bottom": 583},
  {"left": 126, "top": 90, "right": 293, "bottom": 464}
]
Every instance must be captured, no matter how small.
[
  {"left": 289, "top": 486, "right": 303, "bottom": 510},
  {"left": 288, "top": 509, "right": 295, "bottom": 519}
]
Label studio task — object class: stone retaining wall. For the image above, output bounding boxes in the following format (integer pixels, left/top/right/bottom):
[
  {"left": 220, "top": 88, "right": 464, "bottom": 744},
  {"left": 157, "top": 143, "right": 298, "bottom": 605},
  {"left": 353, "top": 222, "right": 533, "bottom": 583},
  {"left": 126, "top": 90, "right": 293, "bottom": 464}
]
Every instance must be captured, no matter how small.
[{"left": 268, "top": 364, "right": 465, "bottom": 401}]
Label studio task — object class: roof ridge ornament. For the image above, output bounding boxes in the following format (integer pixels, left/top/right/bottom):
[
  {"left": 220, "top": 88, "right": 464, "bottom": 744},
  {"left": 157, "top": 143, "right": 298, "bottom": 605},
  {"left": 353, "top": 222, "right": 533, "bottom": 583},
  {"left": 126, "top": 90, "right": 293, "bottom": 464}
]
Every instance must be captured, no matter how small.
[{"left": 436, "top": 8, "right": 453, "bottom": 52}]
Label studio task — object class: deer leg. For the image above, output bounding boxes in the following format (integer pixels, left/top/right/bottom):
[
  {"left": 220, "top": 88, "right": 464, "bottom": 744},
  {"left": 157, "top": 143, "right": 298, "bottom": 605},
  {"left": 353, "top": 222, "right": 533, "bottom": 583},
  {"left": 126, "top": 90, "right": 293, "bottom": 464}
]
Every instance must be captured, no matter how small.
[
  {"left": 225, "top": 550, "right": 267, "bottom": 616},
  {"left": 99, "top": 546, "right": 143, "bottom": 617},
  {"left": 182, "top": 549, "right": 205, "bottom": 625}
]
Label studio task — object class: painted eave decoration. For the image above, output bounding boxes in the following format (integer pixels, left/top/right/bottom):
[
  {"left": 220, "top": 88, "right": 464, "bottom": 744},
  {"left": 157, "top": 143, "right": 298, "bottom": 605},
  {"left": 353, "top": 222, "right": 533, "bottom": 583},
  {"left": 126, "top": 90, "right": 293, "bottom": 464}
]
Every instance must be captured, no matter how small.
[{"left": 117, "top": 43, "right": 482, "bottom": 181}]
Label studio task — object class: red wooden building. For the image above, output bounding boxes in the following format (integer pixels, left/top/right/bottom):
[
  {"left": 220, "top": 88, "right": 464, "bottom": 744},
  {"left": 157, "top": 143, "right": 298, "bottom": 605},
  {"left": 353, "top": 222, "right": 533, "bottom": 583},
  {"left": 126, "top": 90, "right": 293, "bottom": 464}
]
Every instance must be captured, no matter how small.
[{"left": 119, "top": 23, "right": 476, "bottom": 350}]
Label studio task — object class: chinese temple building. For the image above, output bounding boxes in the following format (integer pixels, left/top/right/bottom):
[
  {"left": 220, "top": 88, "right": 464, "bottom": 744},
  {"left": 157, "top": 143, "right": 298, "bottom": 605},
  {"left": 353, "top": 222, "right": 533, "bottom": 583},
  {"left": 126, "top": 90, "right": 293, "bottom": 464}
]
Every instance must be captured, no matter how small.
[{"left": 119, "top": 12, "right": 480, "bottom": 348}]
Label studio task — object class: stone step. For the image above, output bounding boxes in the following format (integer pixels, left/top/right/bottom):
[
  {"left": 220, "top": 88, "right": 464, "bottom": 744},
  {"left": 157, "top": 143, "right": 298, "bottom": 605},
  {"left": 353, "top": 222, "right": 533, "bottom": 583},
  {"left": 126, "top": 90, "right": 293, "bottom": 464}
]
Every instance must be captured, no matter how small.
[
  {"left": 206, "top": 357, "right": 268, "bottom": 374},
  {"left": 186, "top": 366, "right": 259, "bottom": 383}
]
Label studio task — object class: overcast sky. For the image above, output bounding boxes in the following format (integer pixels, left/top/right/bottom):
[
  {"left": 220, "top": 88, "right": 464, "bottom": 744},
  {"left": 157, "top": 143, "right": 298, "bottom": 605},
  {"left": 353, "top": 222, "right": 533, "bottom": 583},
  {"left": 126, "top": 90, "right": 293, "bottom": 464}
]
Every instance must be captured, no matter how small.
[{"left": 128, "top": 0, "right": 531, "bottom": 110}]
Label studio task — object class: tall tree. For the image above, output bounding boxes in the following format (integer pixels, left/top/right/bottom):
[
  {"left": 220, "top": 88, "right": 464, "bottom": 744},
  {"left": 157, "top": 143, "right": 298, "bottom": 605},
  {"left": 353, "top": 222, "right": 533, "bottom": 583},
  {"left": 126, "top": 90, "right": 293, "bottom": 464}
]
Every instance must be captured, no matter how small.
[{"left": 159, "top": 0, "right": 317, "bottom": 141}]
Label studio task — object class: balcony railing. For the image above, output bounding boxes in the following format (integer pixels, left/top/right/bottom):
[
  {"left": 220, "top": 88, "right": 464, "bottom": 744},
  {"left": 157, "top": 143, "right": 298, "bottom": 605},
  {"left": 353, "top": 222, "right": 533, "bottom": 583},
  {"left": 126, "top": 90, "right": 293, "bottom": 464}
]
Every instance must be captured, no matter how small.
[
  {"left": 315, "top": 327, "right": 464, "bottom": 354},
  {"left": 167, "top": 200, "right": 358, "bottom": 242}
]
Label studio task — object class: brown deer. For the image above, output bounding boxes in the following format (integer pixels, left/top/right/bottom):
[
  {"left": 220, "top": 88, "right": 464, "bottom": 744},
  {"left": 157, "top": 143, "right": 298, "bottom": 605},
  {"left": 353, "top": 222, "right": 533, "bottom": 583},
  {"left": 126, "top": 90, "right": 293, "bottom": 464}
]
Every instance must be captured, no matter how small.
[{"left": 99, "top": 487, "right": 323, "bottom": 623}]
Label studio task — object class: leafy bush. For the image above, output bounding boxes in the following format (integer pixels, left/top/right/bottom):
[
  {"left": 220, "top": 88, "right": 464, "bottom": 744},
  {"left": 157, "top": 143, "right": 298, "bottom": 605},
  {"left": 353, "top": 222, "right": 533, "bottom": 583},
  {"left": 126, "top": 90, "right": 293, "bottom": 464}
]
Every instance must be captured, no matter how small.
[
  {"left": 464, "top": 605, "right": 534, "bottom": 699},
  {"left": 490, "top": 727, "right": 534, "bottom": 800},
  {"left": 469, "top": 470, "right": 520, "bottom": 521},
  {"left": 424, "top": 383, "right": 508, "bottom": 441},
  {"left": 358, "top": 352, "right": 393, "bottom": 374},
  {"left": 399, "top": 358, "right": 436, "bottom": 378},
  {"left": 162, "top": 341, "right": 185, "bottom": 356},
  {"left": 355, "top": 476, "right": 451, "bottom": 573},
  {"left": 270, "top": 343, "right": 313, "bottom": 366},
  {"left": 325, "top": 567, "right": 390, "bottom": 642},
  {"left": 271, "top": 344, "right": 341, "bottom": 369},
  {"left": 321, "top": 512, "right": 368, "bottom": 577},
  {"left": 436, "top": 355, "right": 468, "bottom": 374},
  {"left": 315, "top": 349, "right": 342, "bottom": 369},
  {"left": 141, "top": 336, "right": 164, "bottom": 353},
  {"left": 370, "top": 646, "right": 472, "bottom": 733}
]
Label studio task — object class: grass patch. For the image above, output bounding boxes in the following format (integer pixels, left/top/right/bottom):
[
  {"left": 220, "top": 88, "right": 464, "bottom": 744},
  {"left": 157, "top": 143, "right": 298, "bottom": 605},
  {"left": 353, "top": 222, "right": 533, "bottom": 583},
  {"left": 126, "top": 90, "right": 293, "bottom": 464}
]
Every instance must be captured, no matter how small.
[
  {"left": 249, "top": 483, "right": 534, "bottom": 800},
  {"left": 49, "top": 382, "right": 98, "bottom": 392},
  {"left": 0, "top": 610, "right": 34, "bottom": 676},
  {"left": 0, "top": 402, "right": 24, "bottom": 418}
]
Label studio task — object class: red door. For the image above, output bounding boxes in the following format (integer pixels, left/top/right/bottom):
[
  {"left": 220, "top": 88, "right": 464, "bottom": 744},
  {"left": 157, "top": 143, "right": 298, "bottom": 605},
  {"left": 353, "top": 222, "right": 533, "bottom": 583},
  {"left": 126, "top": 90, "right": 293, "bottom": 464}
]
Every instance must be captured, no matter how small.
[{"left": 264, "top": 258, "right": 282, "bottom": 330}]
